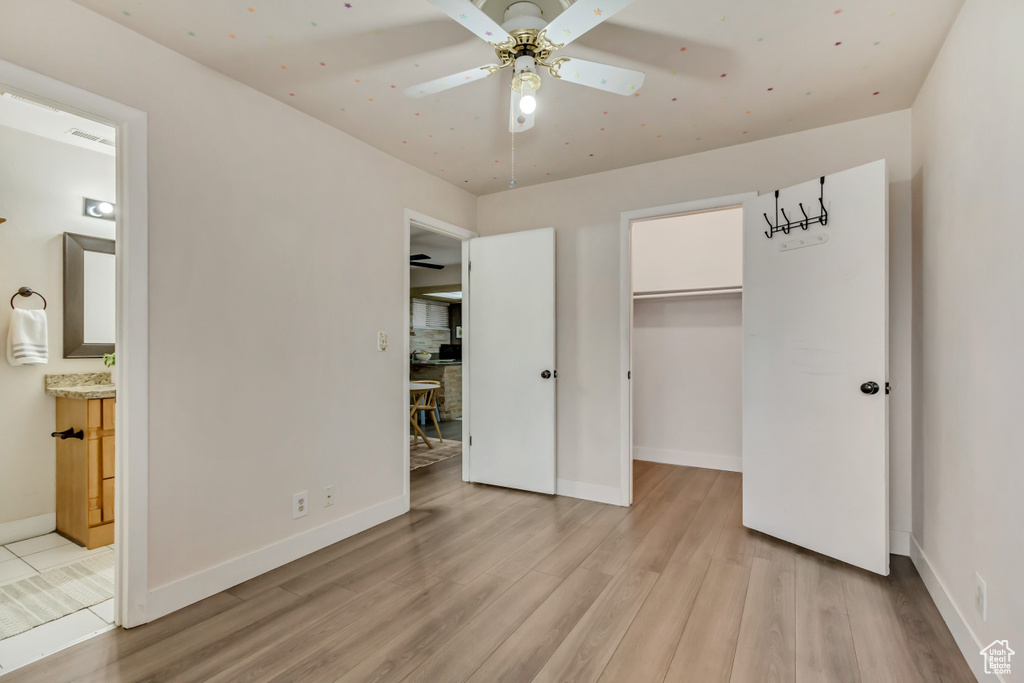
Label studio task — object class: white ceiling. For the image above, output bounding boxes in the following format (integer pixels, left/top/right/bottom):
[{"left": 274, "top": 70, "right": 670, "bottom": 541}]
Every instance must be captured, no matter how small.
[
  {"left": 71, "top": 0, "right": 962, "bottom": 195},
  {"left": 411, "top": 224, "right": 462, "bottom": 267}
]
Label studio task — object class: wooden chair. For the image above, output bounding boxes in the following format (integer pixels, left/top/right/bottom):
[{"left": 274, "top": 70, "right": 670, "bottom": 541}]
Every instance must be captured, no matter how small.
[
  {"left": 409, "top": 387, "right": 432, "bottom": 450},
  {"left": 411, "top": 382, "right": 443, "bottom": 444}
]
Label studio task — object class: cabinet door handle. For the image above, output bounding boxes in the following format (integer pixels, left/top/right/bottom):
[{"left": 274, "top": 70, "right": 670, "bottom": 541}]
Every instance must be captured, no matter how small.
[{"left": 51, "top": 428, "right": 84, "bottom": 440}]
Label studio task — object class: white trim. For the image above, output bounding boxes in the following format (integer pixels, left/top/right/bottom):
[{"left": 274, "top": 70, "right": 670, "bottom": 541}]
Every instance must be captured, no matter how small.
[
  {"left": 146, "top": 494, "right": 407, "bottom": 622},
  {"left": 619, "top": 193, "right": 758, "bottom": 507},
  {"left": 633, "top": 446, "right": 743, "bottom": 473},
  {"left": 403, "top": 210, "right": 477, "bottom": 488},
  {"left": 0, "top": 59, "right": 150, "bottom": 629},
  {"left": 556, "top": 479, "right": 624, "bottom": 506},
  {"left": 910, "top": 534, "right": 994, "bottom": 683},
  {"left": 461, "top": 239, "right": 471, "bottom": 483},
  {"left": 0, "top": 514, "right": 55, "bottom": 546},
  {"left": 889, "top": 529, "right": 910, "bottom": 557}
]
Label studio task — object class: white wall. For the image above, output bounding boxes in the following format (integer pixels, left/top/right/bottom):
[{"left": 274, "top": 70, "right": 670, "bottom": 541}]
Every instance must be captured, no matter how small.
[
  {"left": 0, "top": 0, "right": 476, "bottom": 618},
  {"left": 478, "top": 110, "right": 913, "bottom": 542},
  {"left": 632, "top": 296, "right": 742, "bottom": 472},
  {"left": 631, "top": 208, "right": 743, "bottom": 294},
  {"left": 911, "top": 1, "right": 1024, "bottom": 677},
  {"left": 0, "top": 124, "right": 114, "bottom": 538}
]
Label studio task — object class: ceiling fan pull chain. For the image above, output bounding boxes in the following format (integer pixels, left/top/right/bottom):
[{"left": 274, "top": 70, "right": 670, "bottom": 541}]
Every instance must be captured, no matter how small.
[{"left": 509, "top": 129, "right": 517, "bottom": 189}]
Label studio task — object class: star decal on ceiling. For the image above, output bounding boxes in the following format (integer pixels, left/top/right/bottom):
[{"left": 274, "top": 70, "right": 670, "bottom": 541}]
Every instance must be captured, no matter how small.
[
  {"left": 628, "top": 84, "right": 635, "bottom": 90},
  {"left": 460, "top": 13, "right": 468, "bottom": 19},
  {"left": 600, "top": 78, "right": 608, "bottom": 84},
  {"left": 593, "top": 9, "right": 603, "bottom": 16},
  {"left": 563, "top": 28, "right": 572, "bottom": 36}
]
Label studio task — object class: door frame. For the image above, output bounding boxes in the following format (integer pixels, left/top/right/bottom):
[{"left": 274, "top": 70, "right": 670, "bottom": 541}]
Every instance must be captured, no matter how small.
[
  {"left": 0, "top": 60, "right": 150, "bottom": 627},
  {"left": 618, "top": 192, "right": 756, "bottom": 505},
  {"left": 403, "top": 210, "right": 478, "bottom": 496}
]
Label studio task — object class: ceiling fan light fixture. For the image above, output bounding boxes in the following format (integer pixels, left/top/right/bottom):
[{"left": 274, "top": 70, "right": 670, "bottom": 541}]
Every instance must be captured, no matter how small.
[{"left": 520, "top": 82, "right": 538, "bottom": 114}]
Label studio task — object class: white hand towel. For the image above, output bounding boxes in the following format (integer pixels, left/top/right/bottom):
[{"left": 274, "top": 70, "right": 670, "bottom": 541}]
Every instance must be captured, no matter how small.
[{"left": 6, "top": 309, "right": 49, "bottom": 366}]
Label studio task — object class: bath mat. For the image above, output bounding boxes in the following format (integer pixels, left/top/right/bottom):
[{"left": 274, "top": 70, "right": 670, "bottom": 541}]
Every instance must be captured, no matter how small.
[
  {"left": 410, "top": 439, "right": 462, "bottom": 471},
  {"left": 0, "top": 551, "right": 115, "bottom": 640},
  {"left": 0, "top": 576, "right": 87, "bottom": 639},
  {"left": 41, "top": 551, "right": 115, "bottom": 607}
]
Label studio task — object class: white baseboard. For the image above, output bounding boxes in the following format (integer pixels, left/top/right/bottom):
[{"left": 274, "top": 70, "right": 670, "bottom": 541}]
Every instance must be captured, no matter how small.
[
  {"left": 889, "top": 529, "right": 911, "bottom": 556},
  {"left": 556, "top": 479, "right": 623, "bottom": 506},
  {"left": 910, "top": 534, "right": 991, "bottom": 683},
  {"left": 633, "top": 446, "right": 742, "bottom": 473},
  {"left": 146, "top": 494, "right": 409, "bottom": 622},
  {"left": 0, "top": 513, "right": 56, "bottom": 545}
]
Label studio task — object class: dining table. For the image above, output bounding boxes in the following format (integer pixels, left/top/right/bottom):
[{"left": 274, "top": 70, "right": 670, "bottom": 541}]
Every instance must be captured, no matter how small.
[{"left": 409, "top": 382, "right": 435, "bottom": 449}]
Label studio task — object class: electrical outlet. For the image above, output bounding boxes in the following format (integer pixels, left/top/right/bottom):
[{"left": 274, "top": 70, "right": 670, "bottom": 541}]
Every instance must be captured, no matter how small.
[
  {"left": 377, "top": 331, "right": 389, "bottom": 352},
  {"left": 975, "top": 572, "right": 987, "bottom": 621},
  {"left": 293, "top": 491, "right": 309, "bottom": 519},
  {"left": 324, "top": 485, "right": 334, "bottom": 507}
]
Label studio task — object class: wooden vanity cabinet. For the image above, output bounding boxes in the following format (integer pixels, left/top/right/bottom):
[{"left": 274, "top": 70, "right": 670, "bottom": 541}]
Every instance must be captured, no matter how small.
[{"left": 55, "top": 397, "right": 115, "bottom": 549}]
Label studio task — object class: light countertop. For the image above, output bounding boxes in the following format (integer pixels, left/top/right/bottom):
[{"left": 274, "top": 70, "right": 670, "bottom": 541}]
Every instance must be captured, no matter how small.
[
  {"left": 44, "top": 372, "right": 115, "bottom": 399},
  {"left": 45, "top": 385, "right": 116, "bottom": 399}
]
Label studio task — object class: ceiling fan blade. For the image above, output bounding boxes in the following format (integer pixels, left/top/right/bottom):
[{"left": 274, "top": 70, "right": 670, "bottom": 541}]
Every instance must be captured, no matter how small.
[
  {"left": 410, "top": 254, "right": 431, "bottom": 260},
  {"left": 404, "top": 64, "right": 500, "bottom": 98},
  {"left": 509, "top": 89, "right": 536, "bottom": 133},
  {"left": 550, "top": 57, "right": 645, "bottom": 95},
  {"left": 411, "top": 262, "right": 446, "bottom": 270},
  {"left": 540, "top": 0, "right": 634, "bottom": 49},
  {"left": 425, "top": 0, "right": 515, "bottom": 47}
]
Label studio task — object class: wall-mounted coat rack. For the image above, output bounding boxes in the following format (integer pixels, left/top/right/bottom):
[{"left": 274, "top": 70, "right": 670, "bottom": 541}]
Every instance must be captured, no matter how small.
[
  {"left": 763, "top": 176, "right": 828, "bottom": 239},
  {"left": 10, "top": 286, "right": 47, "bottom": 309}
]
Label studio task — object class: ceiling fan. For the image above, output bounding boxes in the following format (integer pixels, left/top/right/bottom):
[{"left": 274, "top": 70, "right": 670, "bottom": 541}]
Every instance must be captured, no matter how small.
[
  {"left": 405, "top": 0, "right": 645, "bottom": 132},
  {"left": 410, "top": 253, "right": 446, "bottom": 270}
]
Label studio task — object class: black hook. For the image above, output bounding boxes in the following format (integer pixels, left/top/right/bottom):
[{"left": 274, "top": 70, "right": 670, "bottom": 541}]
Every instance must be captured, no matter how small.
[
  {"left": 780, "top": 207, "right": 792, "bottom": 234},
  {"left": 818, "top": 176, "right": 828, "bottom": 226},
  {"left": 763, "top": 213, "right": 774, "bottom": 238},
  {"left": 798, "top": 203, "right": 810, "bottom": 230}
]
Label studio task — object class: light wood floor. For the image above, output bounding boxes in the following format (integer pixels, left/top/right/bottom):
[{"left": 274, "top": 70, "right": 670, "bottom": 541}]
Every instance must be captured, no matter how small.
[{"left": 6, "top": 457, "right": 974, "bottom": 682}]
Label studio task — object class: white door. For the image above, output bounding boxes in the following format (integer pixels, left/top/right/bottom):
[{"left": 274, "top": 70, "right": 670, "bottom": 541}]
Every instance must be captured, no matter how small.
[
  {"left": 742, "top": 160, "right": 889, "bottom": 575},
  {"left": 467, "top": 227, "right": 556, "bottom": 494}
]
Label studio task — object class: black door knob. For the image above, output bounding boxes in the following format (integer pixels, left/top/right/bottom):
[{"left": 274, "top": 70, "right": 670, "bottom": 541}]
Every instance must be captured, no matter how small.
[
  {"left": 541, "top": 370, "right": 551, "bottom": 379},
  {"left": 51, "top": 428, "right": 84, "bottom": 440},
  {"left": 860, "top": 381, "right": 880, "bottom": 395}
]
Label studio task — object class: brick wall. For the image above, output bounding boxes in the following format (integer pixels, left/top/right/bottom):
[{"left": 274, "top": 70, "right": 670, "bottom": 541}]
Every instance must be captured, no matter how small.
[{"left": 410, "top": 328, "right": 450, "bottom": 356}]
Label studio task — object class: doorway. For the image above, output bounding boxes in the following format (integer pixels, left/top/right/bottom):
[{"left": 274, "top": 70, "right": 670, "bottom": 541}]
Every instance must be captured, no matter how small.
[
  {"left": 619, "top": 194, "right": 756, "bottom": 504},
  {"left": 403, "top": 211, "right": 476, "bottom": 494},
  {"left": 0, "top": 58, "right": 148, "bottom": 672},
  {"left": 408, "top": 224, "right": 467, "bottom": 470}
]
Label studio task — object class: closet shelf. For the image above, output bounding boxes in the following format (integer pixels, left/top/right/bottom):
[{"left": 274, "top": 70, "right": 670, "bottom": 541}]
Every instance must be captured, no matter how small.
[{"left": 633, "top": 287, "right": 742, "bottom": 301}]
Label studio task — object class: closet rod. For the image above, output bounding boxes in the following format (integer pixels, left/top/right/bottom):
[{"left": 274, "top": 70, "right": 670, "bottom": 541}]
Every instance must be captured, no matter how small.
[{"left": 633, "top": 287, "right": 742, "bottom": 301}]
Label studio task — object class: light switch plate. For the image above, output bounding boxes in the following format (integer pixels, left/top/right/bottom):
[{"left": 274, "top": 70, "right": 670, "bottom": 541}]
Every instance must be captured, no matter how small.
[{"left": 378, "top": 331, "right": 389, "bottom": 352}]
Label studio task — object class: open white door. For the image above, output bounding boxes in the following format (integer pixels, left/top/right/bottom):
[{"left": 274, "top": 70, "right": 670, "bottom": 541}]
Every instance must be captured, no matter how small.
[
  {"left": 467, "top": 227, "right": 556, "bottom": 494},
  {"left": 743, "top": 160, "right": 889, "bottom": 575}
]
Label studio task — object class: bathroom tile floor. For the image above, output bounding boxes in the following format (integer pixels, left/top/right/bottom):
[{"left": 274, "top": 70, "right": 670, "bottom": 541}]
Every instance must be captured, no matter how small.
[{"left": 0, "top": 533, "right": 115, "bottom": 673}]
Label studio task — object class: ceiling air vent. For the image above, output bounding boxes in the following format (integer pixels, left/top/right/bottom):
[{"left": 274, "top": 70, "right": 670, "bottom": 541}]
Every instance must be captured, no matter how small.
[
  {"left": 67, "top": 128, "right": 115, "bottom": 148},
  {"left": 1, "top": 92, "right": 64, "bottom": 113}
]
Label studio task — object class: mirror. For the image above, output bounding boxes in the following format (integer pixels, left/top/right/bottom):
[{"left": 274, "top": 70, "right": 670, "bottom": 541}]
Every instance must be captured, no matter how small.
[{"left": 63, "top": 232, "right": 115, "bottom": 358}]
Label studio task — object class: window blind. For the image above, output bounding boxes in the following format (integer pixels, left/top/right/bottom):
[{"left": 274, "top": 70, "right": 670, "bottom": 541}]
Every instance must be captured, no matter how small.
[{"left": 412, "top": 299, "right": 450, "bottom": 330}]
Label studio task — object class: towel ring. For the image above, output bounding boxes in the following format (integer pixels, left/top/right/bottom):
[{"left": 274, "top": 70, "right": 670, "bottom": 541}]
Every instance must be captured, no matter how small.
[{"left": 10, "top": 287, "right": 46, "bottom": 310}]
